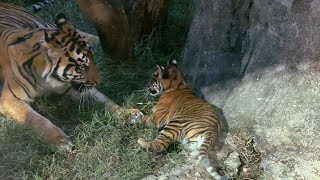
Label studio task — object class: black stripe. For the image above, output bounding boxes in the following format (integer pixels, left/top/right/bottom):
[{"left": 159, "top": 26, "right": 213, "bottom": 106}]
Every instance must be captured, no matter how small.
[
  {"left": 44, "top": 52, "right": 54, "bottom": 79},
  {"left": 61, "top": 34, "right": 69, "bottom": 43},
  {"left": 29, "top": 42, "right": 41, "bottom": 54},
  {"left": 76, "top": 47, "right": 82, "bottom": 54},
  {"left": 2, "top": 16, "right": 28, "bottom": 28},
  {"left": 163, "top": 126, "right": 180, "bottom": 135},
  {"left": 159, "top": 132, "right": 173, "bottom": 142},
  {"left": 11, "top": 74, "right": 33, "bottom": 99},
  {"left": 12, "top": 74, "right": 33, "bottom": 99},
  {"left": 18, "top": 53, "right": 41, "bottom": 91},
  {"left": 62, "top": 64, "right": 75, "bottom": 78},
  {"left": 7, "top": 82, "right": 25, "bottom": 101},
  {"left": 44, "top": 30, "right": 60, "bottom": 42},
  {"left": 64, "top": 38, "right": 74, "bottom": 47},
  {"left": 69, "top": 42, "right": 75, "bottom": 52},
  {"left": 8, "top": 32, "right": 34, "bottom": 46},
  {"left": 51, "top": 59, "right": 65, "bottom": 82},
  {"left": 189, "top": 129, "right": 210, "bottom": 139}
]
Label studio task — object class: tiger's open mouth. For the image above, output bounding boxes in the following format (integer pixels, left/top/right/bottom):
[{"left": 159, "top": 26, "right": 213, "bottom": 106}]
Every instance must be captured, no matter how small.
[
  {"left": 149, "top": 89, "right": 158, "bottom": 95},
  {"left": 148, "top": 86, "right": 162, "bottom": 96}
]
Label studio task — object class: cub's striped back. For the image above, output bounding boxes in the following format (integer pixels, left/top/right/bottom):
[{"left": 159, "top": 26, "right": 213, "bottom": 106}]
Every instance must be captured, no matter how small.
[{"left": 138, "top": 59, "right": 224, "bottom": 179}]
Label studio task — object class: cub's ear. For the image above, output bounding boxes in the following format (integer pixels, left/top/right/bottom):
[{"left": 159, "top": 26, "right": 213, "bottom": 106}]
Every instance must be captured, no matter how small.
[
  {"left": 168, "top": 59, "right": 178, "bottom": 67},
  {"left": 156, "top": 64, "right": 169, "bottom": 79},
  {"left": 156, "top": 64, "right": 165, "bottom": 71}
]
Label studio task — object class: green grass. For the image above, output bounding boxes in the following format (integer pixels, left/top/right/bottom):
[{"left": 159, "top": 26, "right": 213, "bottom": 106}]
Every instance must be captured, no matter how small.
[{"left": 0, "top": 0, "right": 194, "bottom": 179}]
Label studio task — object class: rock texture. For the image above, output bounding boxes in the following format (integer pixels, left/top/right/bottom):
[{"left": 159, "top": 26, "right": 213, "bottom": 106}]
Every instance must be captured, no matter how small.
[{"left": 184, "top": 0, "right": 320, "bottom": 179}]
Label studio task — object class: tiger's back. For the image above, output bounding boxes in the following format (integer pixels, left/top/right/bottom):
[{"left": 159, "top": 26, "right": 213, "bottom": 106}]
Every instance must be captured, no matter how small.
[
  {"left": 0, "top": 2, "right": 99, "bottom": 47},
  {"left": 0, "top": 3, "right": 55, "bottom": 30},
  {"left": 138, "top": 60, "right": 224, "bottom": 179}
]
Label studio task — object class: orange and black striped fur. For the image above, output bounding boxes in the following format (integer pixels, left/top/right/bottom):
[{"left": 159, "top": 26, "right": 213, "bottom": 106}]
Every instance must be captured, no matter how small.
[
  {"left": 0, "top": 11, "right": 136, "bottom": 152},
  {"left": 138, "top": 60, "right": 224, "bottom": 179},
  {"left": 0, "top": 2, "right": 99, "bottom": 48}
]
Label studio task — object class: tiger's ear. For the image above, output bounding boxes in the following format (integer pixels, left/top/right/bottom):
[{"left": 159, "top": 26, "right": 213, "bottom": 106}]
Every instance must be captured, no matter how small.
[
  {"left": 55, "top": 13, "right": 99, "bottom": 48},
  {"left": 55, "top": 13, "right": 76, "bottom": 32},
  {"left": 168, "top": 59, "right": 178, "bottom": 67},
  {"left": 55, "top": 13, "right": 68, "bottom": 28}
]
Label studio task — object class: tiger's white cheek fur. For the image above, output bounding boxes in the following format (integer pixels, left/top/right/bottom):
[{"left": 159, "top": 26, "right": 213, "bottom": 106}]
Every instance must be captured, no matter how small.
[
  {"left": 45, "top": 66, "right": 69, "bottom": 87},
  {"left": 182, "top": 136, "right": 205, "bottom": 156}
]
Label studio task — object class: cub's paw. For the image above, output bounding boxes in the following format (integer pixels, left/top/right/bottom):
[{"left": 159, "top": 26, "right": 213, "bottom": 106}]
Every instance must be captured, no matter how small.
[
  {"left": 115, "top": 107, "right": 144, "bottom": 124},
  {"left": 137, "top": 138, "right": 150, "bottom": 149},
  {"left": 128, "top": 108, "right": 144, "bottom": 124}
]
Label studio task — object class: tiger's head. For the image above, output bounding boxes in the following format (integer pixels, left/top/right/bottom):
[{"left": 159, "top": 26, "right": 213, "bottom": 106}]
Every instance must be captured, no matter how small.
[
  {"left": 45, "top": 14, "right": 101, "bottom": 91},
  {"left": 148, "top": 59, "right": 187, "bottom": 96}
]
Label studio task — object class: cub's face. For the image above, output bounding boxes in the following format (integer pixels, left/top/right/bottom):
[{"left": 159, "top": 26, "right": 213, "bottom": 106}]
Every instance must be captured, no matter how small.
[
  {"left": 147, "top": 60, "right": 186, "bottom": 96},
  {"left": 148, "top": 65, "right": 165, "bottom": 96}
]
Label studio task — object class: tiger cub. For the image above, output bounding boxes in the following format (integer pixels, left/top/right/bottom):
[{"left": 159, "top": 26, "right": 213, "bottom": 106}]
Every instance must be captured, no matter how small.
[{"left": 138, "top": 59, "right": 224, "bottom": 179}]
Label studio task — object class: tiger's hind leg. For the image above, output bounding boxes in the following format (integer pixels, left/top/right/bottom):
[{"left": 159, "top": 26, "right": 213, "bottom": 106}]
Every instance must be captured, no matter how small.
[
  {"left": 0, "top": 83, "right": 74, "bottom": 153},
  {"left": 138, "top": 126, "right": 178, "bottom": 152}
]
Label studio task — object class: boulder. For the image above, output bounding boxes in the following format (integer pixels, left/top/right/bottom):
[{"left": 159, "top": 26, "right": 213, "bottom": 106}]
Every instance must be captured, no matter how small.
[{"left": 184, "top": 0, "right": 320, "bottom": 179}]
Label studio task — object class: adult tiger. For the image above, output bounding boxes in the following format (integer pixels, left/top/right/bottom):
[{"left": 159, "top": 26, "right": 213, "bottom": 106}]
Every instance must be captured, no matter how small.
[
  {"left": 138, "top": 60, "right": 225, "bottom": 179},
  {"left": 0, "top": 13, "right": 142, "bottom": 152},
  {"left": 0, "top": 2, "right": 99, "bottom": 48}
]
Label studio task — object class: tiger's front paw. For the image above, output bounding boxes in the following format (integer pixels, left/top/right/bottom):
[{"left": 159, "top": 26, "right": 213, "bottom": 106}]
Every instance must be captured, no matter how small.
[
  {"left": 56, "top": 138, "right": 75, "bottom": 153},
  {"left": 41, "top": 126, "right": 75, "bottom": 153}
]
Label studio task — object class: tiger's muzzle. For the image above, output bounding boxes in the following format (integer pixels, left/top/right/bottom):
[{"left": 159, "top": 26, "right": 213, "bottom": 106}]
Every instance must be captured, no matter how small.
[{"left": 148, "top": 83, "right": 162, "bottom": 96}]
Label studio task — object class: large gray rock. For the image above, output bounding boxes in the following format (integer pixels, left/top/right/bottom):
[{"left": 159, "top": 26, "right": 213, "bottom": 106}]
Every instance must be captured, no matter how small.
[{"left": 184, "top": 0, "right": 320, "bottom": 179}]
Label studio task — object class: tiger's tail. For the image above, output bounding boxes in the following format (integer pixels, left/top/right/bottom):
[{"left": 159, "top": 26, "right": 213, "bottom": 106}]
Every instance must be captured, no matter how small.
[
  {"left": 29, "top": 0, "right": 54, "bottom": 12},
  {"left": 198, "top": 137, "right": 223, "bottom": 180}
]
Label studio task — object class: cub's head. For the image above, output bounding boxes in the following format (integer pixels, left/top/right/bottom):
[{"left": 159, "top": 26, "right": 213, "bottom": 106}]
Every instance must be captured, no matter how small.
[
  {"left": 45, "top": 14, "right": 101, "bottom": 91},
  {"left": 148, "top": 59, "right": 187, "bottom": 96}
]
